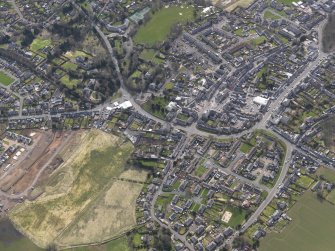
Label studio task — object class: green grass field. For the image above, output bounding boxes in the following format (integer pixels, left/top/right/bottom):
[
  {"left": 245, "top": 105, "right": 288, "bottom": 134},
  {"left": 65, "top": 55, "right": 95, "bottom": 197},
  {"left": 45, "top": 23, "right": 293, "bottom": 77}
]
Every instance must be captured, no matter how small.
[
  {"left": 139, "top": 49, "right": 164, "bottom": 64},
  {"left": 0, "top": 71, "right": 14, "bottom": 86},
  {"left": 30, "top": 38, "right": 51, "bottom": 51},
  {"left": 194, "top": 165, "right": 207, "bottom": 177},
  {"left": 143, "top": 96, "right": 169, "bottom": 119},
  {"left": 0, "top": 238, "right": 42, "bottom": 251},
  {"left": 260, "top": 191, "right": 335, "bottom": 251},
  {"left": 60, "top": 75, "right": 80, "bottom": 88},
  {"left": 326, "top": 190, "right": 335, "bottom": 204},
  {"left": 317, "top": 167, "right": 335, "bottom": 183},
  {"left": 296, "top": 175, "right": 314, "bottom": 189},
  {"left": 155, "top": 194, "right": 174, "bottom": 210},
  {"left": 250, "top": 36, "right": 267, "bottom": 47},
  {"left": 234, "top": 28, "right": 244, "bottom": 37},
  {"left": 65, "top": 50, "right": 91, "bottom": 60},
  {"left": 240, "top": 143, "right": 253, "bottom": 153},
  {"left": 134, "top": 5, "right": 195, "bottom": 46},
  {"left": 277, "top": 0, "right": 297, "bottom": 4},
  {"left": 62, "top": 62, "right": 78, "bottom": 71},
  {"left": 224, "top": 206, "right": 247, "bottom": 228}
]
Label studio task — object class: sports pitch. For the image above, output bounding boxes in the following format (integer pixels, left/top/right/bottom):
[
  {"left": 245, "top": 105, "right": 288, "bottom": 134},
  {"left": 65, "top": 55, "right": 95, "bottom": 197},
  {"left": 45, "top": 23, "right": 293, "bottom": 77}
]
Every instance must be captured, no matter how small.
[{"left": 134, "top": 5, "right": 195, "bottom": 46}]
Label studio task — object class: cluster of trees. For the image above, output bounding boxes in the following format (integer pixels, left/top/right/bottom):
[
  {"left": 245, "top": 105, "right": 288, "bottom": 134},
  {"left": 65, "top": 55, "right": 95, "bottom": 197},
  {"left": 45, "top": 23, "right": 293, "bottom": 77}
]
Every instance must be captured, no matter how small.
[
  {"left": 232, "top": 236, "right": 254, "bottom": 250},
  {"left": 126, "top": 47, "right": 168, "bottom": 91},
  {"left": 151, "top": 102, "right": 166, "bottom": 114},
  {"left": 258, "top": 66, "right": 275, "bottom": 91},
  {"left": 163, "top": 23, "right": 183, "bottom": 51},
  {"left": 0, "top": 34, "right": 10, "bottom": 45},
  {"left": 21, "top": 28, "right": 40, "bottom": 47},
  {"left": 62, "top": 3, "right": 73, "bottom": 14},
  {"left": 46, "top": 16, "right": 89, "bottom": 62},
  {"left": 153, "top": 227, "right": 172, "bottom": 251},
  {"left": 50, "top": 23, "right": 82, "bottom": 39}
]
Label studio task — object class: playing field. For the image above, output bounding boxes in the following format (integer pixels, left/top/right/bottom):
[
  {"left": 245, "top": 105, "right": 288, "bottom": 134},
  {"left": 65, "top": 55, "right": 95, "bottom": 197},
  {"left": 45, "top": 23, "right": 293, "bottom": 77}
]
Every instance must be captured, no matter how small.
[
  {"left": 134, "top": 5, "right": 195, "bottom": 46},
  {"left": 10, "top": 130, "right": 144, "bottom": 248},
  {"left": 260, "top": 191, "right": 335, "bottom": 251},
  {"left": 0, "top": 71, "right": 15, "bottom": 86}
]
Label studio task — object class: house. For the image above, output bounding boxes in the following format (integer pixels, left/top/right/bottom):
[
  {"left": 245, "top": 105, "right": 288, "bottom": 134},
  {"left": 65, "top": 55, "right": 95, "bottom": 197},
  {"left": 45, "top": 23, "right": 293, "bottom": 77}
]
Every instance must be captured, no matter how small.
[
  {"left": 253, "top": 229, "right": 266, "bottom": 240},
  {"left": 198, "top": 204, "right": 207, "bottom": 215},
  {"left": 195, "top": 242, "right": 204, "bottom": 251},
  {"left": 184, "top": 217, "right": 193, "bottom": 227},
  {"left": 223, "top": 227, "right": 234, "bottom": 238},
  {"left": 214, "top": 233, "right": 224, "bottom": 244},
  {"left": 195, "top": 225, "right": 205, "bottom": 236},
  {"left": 206, "top": 241, "right": 217, "bottom": 251}
]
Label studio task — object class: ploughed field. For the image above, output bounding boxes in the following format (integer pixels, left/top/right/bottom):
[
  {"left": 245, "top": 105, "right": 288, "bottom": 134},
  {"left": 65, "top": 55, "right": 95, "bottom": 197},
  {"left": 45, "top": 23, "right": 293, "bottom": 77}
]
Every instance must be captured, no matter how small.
[{"left": 10, "top": 130, "right": 147, "bottom": 248}]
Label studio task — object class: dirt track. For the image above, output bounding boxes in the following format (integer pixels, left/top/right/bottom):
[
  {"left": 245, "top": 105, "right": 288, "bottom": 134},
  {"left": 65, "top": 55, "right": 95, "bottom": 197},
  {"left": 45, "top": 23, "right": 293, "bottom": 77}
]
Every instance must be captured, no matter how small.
[{"left": 0, "top": 130, "right": 74, "bottom": 199}]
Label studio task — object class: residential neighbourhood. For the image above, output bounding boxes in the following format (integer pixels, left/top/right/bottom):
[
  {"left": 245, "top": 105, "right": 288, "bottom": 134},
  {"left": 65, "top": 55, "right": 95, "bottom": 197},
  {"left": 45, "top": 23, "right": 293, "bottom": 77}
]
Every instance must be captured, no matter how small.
[{"left": 0, "top": 0, "right": 334, "bottom": 251}]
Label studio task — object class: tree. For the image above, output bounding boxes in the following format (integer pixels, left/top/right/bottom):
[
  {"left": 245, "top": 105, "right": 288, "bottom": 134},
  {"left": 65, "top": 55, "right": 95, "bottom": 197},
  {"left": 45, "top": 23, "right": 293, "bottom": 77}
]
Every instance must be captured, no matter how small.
[
  {"left": 232, "top": 236, "right": 249, "bottom": 249},
  {"left": 316, "top": 190, "right": 324, "bottom": 202},
  {"left": 153, "top": 227, "right": 172, "bottom": 251},
  {"left": 21, "top": 28, "right": 35, "bottom": 47},
  {"left": 193, "top": 9, "right": 197, "bottom": 19},
  {"left": 253, "top": 240, "right": 260, "bottom": 249},
  {"left": 0, "top": 35, "right": 10, "bottom": 44},
  {"left": 151, "top": 103, "right": 156, "bottom": 112},
  {"left": 62, "top": 3, "right": 73, "bottom": 14}
]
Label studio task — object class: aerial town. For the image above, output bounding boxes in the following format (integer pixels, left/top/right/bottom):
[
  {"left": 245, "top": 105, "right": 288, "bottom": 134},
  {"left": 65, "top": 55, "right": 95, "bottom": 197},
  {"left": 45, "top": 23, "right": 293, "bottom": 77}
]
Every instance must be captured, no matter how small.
[{"left": 0, "top": 0, "right": 334, "bottom": 251}]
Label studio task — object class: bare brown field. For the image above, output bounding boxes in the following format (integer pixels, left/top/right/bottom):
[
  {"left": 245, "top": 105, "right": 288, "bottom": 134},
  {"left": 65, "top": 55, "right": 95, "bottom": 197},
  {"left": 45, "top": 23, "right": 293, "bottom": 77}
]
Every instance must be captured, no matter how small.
[
  {"left": 11, "top": 131, "right": 70, "bottom": 194},
  {"left": 58, "top": 179, "right": 144, "bottom": 246},
  {"left": 0, "top": 130, "right": 71, "bottom": 195},
  {"left": 119, "top": 168, "right": 148, "bottom": 182}
]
